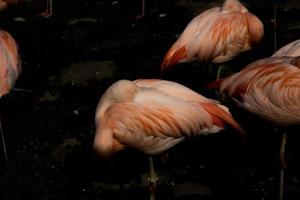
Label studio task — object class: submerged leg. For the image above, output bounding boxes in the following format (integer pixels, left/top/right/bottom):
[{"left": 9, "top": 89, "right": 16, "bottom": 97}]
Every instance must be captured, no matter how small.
[
  {"left": 279, "top": 132, "right": 287, "bottom": 200},
  {"left": 148, "top": 156, "right": 159, "bottom": 200}
]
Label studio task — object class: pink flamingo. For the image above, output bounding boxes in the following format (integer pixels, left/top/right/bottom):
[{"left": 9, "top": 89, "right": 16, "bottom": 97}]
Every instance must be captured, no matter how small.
[
  {"left": 210, "top": 49, "right": 300, "bottom": 199},
  {"left": 94, "top": 79, "right": 245, "bottom": 199},
  {"left": 161, "top": 0, "right": 264, "bottom": 80},
  {"left": 0, "top": 30, "right": 21, "bottom": 161}
]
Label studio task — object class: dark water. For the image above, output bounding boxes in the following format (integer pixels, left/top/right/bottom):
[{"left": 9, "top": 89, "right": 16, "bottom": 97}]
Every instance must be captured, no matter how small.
[{"left": 0, "top": 0, "right": 299, "bottom": 199}]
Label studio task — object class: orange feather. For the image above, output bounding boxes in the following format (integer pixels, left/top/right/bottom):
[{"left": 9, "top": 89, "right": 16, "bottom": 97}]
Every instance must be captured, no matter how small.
[
  {"left": 161, "top": 0, "right": 264, "bottom": 71},
  {"left": 0, "top": 30, "right": 20, "bottom": 97},
  {"left": 216, "top": 56, "right": 300, "bottom": 125},
  {"left": 94, "top": 79, "right": 245, "bottom": 157}
]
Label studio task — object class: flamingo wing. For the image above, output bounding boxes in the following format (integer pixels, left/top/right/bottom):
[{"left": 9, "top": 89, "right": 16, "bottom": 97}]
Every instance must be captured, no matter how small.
[
  {"left": 161, "top": 7, "right": 222, "bottom": 70},
  {"left": 161, "top": 1, "right": 263, "bottom": 70},
  {"left": 94, "top": 79, "right": 245, "bottom": 157},
  {"left": 272, "top": 39, "right": 300, "bottom": 57},
  {"left": 207, "top": 13, "right": 251, "bottom": 63},
  {"left": 219, "top": 57, "right": 300, "bottom": 125},
  {"left": 0, "top": 31, "right": 20, "bottom": 96},
  {"left": 104, "top": 89, "right": 225, "bottom": 155},
  {"left": 134, "top": 79, "right": 245, "bottom": 135},
  {"left": 219, "top": 57, "right": 290, "bottom": 97},
  {"left": 133, "top": 79, "right": 211, "bottom": 103}
]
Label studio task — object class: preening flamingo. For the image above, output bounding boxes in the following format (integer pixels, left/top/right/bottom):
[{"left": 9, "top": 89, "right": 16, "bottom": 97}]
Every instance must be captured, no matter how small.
[
  {"left": 94, "top": 79, "right": 245, "bottom": 199},
  {"left": 210, "top": 54, "right": 300, "bottom": 200},
  {"left": 0, "top": 30, "right": 21, "bottom": 160},
  {"left": 161, "top": 0, "right": 264, "bottom": 79}
]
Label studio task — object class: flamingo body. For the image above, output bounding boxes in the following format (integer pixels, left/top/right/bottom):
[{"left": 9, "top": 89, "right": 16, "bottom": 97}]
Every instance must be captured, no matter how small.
[
  {"left": 218, "top": 56, "right": 300, "bottom": 125},
  {"left": 272, "top": 39, "right": 300, "bottom": 57},
  {"left": 0, "top": 30, "right": 21, "bottom": 97},
  {"left": 161, "top": 0, "right": 264, "bottom": 70},
  {"left": 94, "top": 79, "right": 244, "bottom": 158},
  {"left": 212, "top": 40, "right": 300, "bottom": 200}
]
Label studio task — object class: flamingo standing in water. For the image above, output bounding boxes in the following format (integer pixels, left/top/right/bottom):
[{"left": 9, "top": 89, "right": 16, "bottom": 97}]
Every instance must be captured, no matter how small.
[
  {"left": 210, "top": 39, "right": 300, "bottom": 199},
  {"left": 94, "top": 79, "right": 245, "bottom": 200},
  {"left": 271, "top": 39, "right": 300, "bottom": 200},
  {"left": 161, "top": 0, "right": 264, "bottom": 80},
  {"left": 0, "top": 30, "right": 21, "bottom": 161}
]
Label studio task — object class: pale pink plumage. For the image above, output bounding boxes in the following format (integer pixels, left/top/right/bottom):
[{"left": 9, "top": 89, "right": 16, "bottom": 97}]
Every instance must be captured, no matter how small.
[
  {"left": 0, "top": 30, "right": 21, "bottom": 97},
  {"left": 217, "top": 56, "right": 300, "bottom": 125},
  {"left": 94, "top": 79, "right": 244, "bottom": 157},
  {"left": 161, "top": 0, "right": 264, "bottom": 71},
  {"left": 210, "top": 39, "right": 300, "bottom": 200},
  {"left": 272, "top": 39, "right": 300, "bottom": 58}
]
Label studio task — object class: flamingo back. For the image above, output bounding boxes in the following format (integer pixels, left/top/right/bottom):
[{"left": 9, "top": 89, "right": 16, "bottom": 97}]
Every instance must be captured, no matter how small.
[
  {"left": 94, "top": 79, "right": 244, "bottom": 157},
  {"left": 161, "top": 0, "right": 264, "bottom": 70},
  {"left": 0, "top": 30, "right": 20, "bottom": 97},
  {"left": 272, "top": 39, "right": 300, "bottom": 57},
  {"left": 219, "top": 57, "right": 300, "bottom": 125}
]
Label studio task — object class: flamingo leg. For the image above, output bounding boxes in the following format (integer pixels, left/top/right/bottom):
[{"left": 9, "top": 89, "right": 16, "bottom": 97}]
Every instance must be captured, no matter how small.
[
  {"left": 141, "top": 0, "right": 145, "bottom": 17},
  {"left": 0, "top": 118, "right": 8, "bottom": 161},
  {"left": 279, "top": 132, "right": 287, "bottom": 200},
  {"left": 216, "top": 65, "right": 224, "bottom": 80},
  {"left": 148, "top": 156, "right": 159, "bottom": 200},
  {"left": 273, "top": 5, "right": 283, "bottom": 198},
  {"left": 40, "top": 0, "right": 53, "bottom": 18},
  {"left": 135, "top": 0, "right": 145, "bottom": 19},
  {"left": 216, "top": 65, "right": 227, "bottom": 101},
  {"left": 49, "top": 0, "right": 52, "bottom": 15}
]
